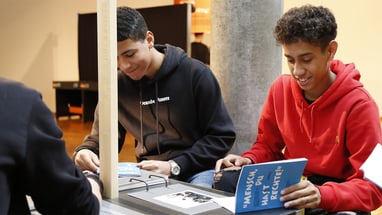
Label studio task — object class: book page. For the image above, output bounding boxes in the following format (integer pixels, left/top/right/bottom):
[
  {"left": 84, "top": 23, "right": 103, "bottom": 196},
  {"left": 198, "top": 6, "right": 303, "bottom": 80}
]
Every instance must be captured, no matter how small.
[
  {"left": 154, "top": 189, "right": 214, "bottom": 208},
  {"left": 128, "top": 183, "right": 225, "bottom": 214},
  {"left": 212, "top": 196, "right": 236, "bottom": 213},
  {"left": 360, "top": 143, "right": 382, "bottom": 188}
]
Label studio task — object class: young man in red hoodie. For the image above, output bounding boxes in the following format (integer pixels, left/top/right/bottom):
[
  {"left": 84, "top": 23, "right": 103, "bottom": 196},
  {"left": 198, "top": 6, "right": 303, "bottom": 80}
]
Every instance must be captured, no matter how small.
[{"left": 214, "top": 4, "right": 382, "bottom": 214}]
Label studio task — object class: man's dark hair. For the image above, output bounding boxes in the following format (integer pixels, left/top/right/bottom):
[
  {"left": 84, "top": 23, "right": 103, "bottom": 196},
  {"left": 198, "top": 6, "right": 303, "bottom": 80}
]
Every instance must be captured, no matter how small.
[
  {"left": 273, "top": 5, "right": 337, "bottom": 51},
  {"left": 117, "top": 6, "right": 148, "bottom": 42}
]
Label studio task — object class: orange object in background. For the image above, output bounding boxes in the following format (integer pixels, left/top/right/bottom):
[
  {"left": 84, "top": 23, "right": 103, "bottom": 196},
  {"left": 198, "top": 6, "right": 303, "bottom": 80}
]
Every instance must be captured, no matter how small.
[
  {"left": 68, "top": 105, "right": 83, "bottom": 115},
  {"left": 174, "top": 0, "right": 211, "bottom": 33}
]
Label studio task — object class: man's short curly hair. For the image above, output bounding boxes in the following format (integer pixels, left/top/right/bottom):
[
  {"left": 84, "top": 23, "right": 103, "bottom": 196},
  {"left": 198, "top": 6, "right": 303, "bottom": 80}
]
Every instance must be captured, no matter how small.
[
  {"left": 273, "top": 5, "right": 337, "bottom": 51},
  {"left": 117, "top": 6, "right": 148, "bottom": 42}
]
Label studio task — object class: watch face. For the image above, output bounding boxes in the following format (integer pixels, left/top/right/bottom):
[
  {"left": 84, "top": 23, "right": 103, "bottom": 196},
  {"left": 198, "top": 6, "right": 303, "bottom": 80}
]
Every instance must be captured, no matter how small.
[
  {"left": 172, "top": 166, "right": 180, "bottom": 175},
  {"left": 170, "top": 161, "right": 180, "bottom": 176}
]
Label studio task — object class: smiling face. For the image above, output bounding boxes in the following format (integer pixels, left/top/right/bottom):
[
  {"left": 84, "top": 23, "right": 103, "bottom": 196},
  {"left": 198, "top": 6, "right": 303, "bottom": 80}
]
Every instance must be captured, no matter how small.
[
  {"left": 283, "top": 40, "right": 337, "bottom": 101},
  {"left": 117, "top": 31, "right": 155, "bottom": 80}
]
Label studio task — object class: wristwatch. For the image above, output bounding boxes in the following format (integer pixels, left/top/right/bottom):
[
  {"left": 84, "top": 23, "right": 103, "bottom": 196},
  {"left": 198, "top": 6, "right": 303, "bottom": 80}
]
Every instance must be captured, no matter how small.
[
  {"left": 168, "top": 160, "right": 180, "bottom": 176},
  {"left": 82, "top": 170, "right": 104, "bottom": 193}
]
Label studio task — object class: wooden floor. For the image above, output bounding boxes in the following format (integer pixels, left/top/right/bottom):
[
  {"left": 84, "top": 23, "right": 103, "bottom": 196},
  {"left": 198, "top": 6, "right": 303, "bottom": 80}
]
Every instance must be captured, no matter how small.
[{"left": 57, "top": 117, "right": 136, "bottom": 162}]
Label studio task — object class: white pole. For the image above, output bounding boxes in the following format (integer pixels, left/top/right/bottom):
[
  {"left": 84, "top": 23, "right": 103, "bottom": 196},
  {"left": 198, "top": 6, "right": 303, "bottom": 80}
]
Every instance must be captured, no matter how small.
[{"left": 97, "top": 0, "right": 118, "bottom": 198}]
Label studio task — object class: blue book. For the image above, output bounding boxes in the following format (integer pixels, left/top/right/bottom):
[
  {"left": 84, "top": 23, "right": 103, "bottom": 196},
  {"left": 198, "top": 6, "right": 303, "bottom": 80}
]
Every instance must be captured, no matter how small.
[
  {"left": 118, "top": 162, "right": 141, "bottom": 177},
  {"left": 234, "top": 158, "right": 308, "bottom": 213}
]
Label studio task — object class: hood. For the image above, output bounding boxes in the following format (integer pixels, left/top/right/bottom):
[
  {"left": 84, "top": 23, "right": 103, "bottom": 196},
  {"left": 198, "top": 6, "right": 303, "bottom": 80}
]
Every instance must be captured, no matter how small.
[
  {"left": 139, "top": 44, "right": 188, "bottom": 87},
  {"left": 292, "top": 60, "right": 363, "bottom": 111},
  {"left": 118, "top": 44, "right": 188, "bottom": 90},
  {"left": 316, "top": 60, "right": 363, "bottom": 110},
  {"left": 291, "top": 60, "right": 363, "bottom": 143}
]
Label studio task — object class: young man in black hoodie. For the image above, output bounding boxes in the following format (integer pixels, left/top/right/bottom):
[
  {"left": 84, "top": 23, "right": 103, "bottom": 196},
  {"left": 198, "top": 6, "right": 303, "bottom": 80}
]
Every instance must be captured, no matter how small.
[{"left": 73, "top": 6, "right": 235, "bottom": 188}]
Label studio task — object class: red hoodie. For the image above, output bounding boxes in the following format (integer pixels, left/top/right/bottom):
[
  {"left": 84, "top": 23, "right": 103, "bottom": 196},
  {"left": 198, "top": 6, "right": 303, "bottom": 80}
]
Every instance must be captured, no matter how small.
[{"left": 242, "top": 60, "right": 382, "bottom": 212}]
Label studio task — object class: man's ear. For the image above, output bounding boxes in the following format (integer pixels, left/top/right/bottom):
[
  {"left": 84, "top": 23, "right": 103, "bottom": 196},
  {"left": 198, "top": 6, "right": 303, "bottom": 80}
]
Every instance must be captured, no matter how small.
[
  {"left": 328, "top": 40, "right": 338, "bottom": 59},
  {"left": 146, "top": 31, "right": 154, "bottom": 45}
]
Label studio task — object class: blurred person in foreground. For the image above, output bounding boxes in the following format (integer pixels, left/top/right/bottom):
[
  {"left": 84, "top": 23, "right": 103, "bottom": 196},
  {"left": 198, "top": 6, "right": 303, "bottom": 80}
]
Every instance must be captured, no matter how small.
[{"left": 0, "top": 77, "right": 102, "bottom": 214}]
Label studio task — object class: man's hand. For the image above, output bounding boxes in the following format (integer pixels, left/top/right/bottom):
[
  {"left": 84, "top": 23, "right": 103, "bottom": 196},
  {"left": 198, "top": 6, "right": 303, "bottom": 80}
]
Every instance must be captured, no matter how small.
[
  {"left": 214, "top": 154, "right": 252, "bottom": 173},
  {"left": 280, "top": 180, "right": 321, "bottom": 209},
  {"left": 137, "top": 160, "right": 171, "bottom": 176},
  {"left": 73, "top": 149, "right": 100, "bottom": 172}
]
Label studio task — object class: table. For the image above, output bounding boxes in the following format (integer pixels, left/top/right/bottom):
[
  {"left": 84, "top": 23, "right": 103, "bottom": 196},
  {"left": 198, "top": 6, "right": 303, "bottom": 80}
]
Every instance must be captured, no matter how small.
[
  {"left": 52, "top": 81, "right": 98, "bottom": 122},
  {"left": 101, "top": 179, "right": 303, "bottom": 215}
]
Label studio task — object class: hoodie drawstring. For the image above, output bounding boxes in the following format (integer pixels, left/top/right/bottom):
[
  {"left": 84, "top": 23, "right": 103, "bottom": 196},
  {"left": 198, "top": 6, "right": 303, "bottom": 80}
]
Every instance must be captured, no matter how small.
[
  {"left": 299, "top": 101, "right": 304, "bottom": 135},
  {"left": 139, "top": 82, "right": 144, "bottom": 154},
  {"left": 309, "top": 105, "right": 315, "bottom": 144},
  {"left": 299, "top": 101, "right": 315, "bottom": 144},
  {"left": 139, "top": 81, "right": 161, "bottom": 155},
  {"left": 155, "top": 82, "right": 160, "bottom": 155}
]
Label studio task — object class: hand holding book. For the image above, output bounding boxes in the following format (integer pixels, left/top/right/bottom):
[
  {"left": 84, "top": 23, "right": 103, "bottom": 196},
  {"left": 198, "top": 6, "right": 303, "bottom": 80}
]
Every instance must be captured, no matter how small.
[{"left": 215, "top": 158, "right": 308, "bottom": 214}]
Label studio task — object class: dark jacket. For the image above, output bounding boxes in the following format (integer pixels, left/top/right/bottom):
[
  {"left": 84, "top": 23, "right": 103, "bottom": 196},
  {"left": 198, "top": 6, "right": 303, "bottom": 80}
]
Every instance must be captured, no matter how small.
[
  {"left": 77, "top": 44, "right": 235, "bottom": 181},
  {"left": 0, "top": 78, "right": 99, "bottom": 214},
  {"left": 191, "top": 42, "right": 210, "bottom": 65}
]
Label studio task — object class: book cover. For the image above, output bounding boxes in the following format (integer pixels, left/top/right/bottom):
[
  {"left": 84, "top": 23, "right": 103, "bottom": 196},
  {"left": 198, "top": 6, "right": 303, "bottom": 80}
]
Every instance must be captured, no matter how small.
[
  {"left": 96, "top": 162, "right": 142, "bottom": 177},
  {"left": 235, "top": 158, "right": 308, "bottom": 213},
  {"left": 233, "top": 158, "right": 308, "bottom": 213},
  {"left": 118, "top": 162, "right": 141, "bottom": 177}
]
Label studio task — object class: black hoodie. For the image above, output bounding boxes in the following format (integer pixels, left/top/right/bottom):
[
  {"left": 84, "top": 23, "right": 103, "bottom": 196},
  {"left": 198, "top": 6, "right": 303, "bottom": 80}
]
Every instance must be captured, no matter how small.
[
  {"left": 78, "top": 44, "right": 235, "bottom": 181},
  {"left": 0, "top": 78, "right": 99, "bottom": 214}
]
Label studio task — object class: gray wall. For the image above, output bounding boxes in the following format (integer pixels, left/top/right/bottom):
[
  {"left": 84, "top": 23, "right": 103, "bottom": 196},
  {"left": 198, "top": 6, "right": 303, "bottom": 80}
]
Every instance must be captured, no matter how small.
[{"left": 211, "top": 0, "right": 283, "bottom": 154}]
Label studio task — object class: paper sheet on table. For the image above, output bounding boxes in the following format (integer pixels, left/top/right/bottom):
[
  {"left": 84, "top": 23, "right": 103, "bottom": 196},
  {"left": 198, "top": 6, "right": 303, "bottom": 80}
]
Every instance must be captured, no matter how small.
[
  {"left": 212, "top": 196, "right": 236, "bottom": 213},
  {"left": 360, "top": 143, "right": 382, "bottom": 188}
]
